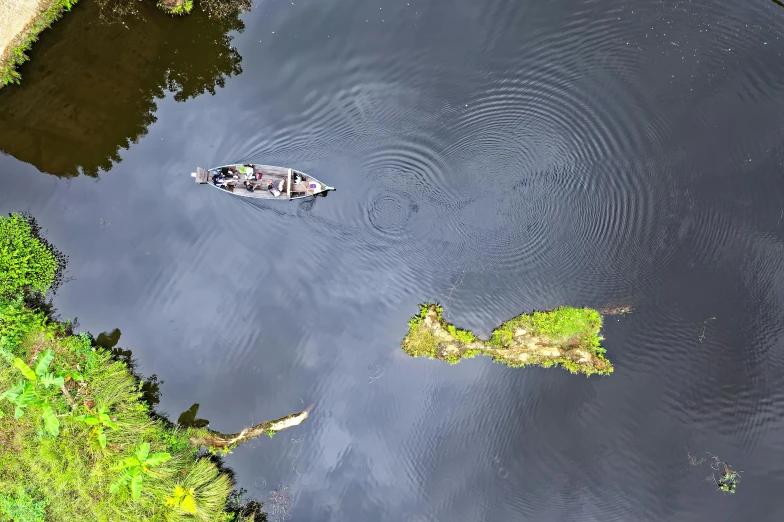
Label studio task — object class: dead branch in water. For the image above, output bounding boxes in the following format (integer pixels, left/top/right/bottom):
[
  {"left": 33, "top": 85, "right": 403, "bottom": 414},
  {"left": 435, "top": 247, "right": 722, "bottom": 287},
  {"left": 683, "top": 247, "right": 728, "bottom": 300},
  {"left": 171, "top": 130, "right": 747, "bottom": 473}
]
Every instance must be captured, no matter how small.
[
  {"left": 688, "top": 452, "right": 742, "bottom": 494},
  {"left": 189, "top": 405, "right": 312, "bottom": 450}
]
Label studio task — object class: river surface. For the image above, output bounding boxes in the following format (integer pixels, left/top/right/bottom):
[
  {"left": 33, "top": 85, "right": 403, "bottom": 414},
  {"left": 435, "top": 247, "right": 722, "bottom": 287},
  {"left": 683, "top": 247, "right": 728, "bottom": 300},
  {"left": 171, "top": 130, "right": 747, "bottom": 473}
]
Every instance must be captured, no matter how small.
[{"left": 3, "top": 0, "right": 784, "bottom": 519}]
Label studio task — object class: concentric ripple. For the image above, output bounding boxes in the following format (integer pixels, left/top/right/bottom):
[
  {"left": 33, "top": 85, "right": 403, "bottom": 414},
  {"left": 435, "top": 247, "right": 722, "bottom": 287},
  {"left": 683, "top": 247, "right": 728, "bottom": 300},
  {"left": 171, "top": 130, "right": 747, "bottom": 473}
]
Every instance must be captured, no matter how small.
[{"left": 366, "top": 193, "right": 418, "bottom": 238}]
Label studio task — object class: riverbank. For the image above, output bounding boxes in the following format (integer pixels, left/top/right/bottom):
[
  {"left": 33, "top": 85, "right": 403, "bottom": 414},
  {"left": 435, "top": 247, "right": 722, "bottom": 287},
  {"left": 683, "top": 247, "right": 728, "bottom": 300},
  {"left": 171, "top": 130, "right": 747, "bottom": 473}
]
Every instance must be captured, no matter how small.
[
  {"left": 0, "top": 212, "right": 306, "bottom": 520},
  {"left": 402, "top": 304, "right": 614, "bottom": 376},
  {"left": 0, "top": 0, "right": 199, "bottom": 87},
  {"left": 0, "top": 0, "right": 76, "bottom": 86}
]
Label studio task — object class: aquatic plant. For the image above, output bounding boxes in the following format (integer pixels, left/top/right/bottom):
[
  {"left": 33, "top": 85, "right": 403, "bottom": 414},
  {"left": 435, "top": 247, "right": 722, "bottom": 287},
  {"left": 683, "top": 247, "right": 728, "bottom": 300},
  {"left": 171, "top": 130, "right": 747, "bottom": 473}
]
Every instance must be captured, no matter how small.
[
  {"left": 402, "top": 303, "right": 614, "bottom": 376},
  {"left": 689, "top": 452, "right": 742, "bottom": 494}
]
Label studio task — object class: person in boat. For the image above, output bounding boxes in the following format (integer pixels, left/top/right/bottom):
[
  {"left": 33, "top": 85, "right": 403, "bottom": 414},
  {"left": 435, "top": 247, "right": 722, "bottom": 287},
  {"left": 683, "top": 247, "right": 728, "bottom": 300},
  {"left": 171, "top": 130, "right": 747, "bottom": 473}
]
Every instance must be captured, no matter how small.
[
  {"left": 240, "top": 164, "right": 255, "bottom": 179},
  {"left": 212, "top": 172, "right": 226, "bottom": 186},
  {"left": 267, "top": 180, "right": 282, "bottom": 197},
  {"left": 243, "top": 180, "right": 255, "bottom": 192}
]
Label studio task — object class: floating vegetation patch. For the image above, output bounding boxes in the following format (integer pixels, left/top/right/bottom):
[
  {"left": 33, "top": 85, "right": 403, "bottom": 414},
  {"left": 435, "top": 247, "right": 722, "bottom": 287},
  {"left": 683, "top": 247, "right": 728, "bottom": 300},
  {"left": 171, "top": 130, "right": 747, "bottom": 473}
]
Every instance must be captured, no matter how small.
[
  {"left": 689, "top": 452, "right": 742, "bottom": 494},
  {"left": 402, "top": 303, "right": 613, "bottom": 376}
]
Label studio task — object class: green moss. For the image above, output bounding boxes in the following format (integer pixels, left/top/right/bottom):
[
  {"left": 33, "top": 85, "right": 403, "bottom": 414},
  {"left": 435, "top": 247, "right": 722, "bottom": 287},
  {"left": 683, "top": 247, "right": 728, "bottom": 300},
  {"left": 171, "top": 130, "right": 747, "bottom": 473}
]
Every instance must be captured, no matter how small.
[
  {"left": 402, "top": 303, "right": 614, "bottom": 376},
  {"left": 1, "top": 0, "right": 79, "bottom": 86}
]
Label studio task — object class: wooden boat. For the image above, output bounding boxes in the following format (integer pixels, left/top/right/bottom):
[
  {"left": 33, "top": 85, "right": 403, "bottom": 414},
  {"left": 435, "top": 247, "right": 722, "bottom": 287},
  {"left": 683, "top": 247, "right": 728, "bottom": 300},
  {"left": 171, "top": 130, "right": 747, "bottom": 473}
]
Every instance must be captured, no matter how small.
[{"left": 191, "top": 164, "right": 335, "bottom": 200}]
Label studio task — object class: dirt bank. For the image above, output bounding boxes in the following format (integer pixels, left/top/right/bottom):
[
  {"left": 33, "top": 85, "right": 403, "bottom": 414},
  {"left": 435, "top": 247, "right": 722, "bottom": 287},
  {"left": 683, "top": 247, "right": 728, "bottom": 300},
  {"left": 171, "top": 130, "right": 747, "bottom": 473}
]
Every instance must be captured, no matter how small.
[{"left": 0, "top": 0, "right": 69, "bottom": 86}]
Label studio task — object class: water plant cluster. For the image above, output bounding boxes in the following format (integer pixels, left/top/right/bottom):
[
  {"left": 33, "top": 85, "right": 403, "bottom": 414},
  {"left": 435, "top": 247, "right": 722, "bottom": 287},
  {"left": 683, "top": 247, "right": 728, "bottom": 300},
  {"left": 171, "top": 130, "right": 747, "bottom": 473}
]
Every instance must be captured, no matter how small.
[
  {"left": 0, "top": 213, "right": 263, "bottom": 521},
  {"left": 402, "top": 303, "right": 614, "bottom": 376}
]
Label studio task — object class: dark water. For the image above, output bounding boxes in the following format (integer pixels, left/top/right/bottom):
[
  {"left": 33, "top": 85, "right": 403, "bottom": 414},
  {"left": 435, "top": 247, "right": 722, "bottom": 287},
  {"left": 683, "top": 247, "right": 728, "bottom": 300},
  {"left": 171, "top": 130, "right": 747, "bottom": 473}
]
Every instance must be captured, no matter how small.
[{"left": 3, "top": 0, "right": 784, "bottom": 519}]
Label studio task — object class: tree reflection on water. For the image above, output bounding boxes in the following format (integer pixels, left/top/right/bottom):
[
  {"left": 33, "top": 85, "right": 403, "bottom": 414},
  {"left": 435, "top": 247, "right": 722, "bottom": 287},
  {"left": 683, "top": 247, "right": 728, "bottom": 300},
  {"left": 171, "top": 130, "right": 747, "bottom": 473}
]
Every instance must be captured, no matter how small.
[{"left": 0, "top": 0, "right": 246, "bottom": 177}]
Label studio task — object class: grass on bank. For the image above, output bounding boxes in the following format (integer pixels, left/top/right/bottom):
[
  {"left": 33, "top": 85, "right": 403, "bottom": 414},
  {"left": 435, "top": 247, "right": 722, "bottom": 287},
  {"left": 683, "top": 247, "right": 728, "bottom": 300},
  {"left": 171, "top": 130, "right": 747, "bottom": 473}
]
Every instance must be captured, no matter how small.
[
  {"left": 402, "top": 303, "right": 613, "bottom": 376},
  {"left": 0, "top": 212, "right": 258, "bottom": 521},
  {"left": 0, "top": 298, "right": 240, "bottom": 521},
  {"left": 1, "top": 0, "right": 79, "bottom": 86},
  {"left": 157, "top": 0, "right": 194, "bottom": 15}
]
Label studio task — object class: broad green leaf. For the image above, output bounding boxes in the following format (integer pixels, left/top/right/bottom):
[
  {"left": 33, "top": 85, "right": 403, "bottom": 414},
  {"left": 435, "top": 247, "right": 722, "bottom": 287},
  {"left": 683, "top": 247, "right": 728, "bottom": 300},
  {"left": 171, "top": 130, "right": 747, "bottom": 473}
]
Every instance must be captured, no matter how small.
[
  {"left": 136, "top": 442, "right": 150, "bottom": 462},
  {"left": 13, "top": 358, "right": 36, "bottom": 381},
  {"left": 104, "top": 419, "right": 119, "bottom": 431},
  {"left": 130, "top": 471, "right": 143, "bottom": 500},
  {"left": 41, "top": 404, "right": 59, "bottom": 436},
  {"left": 1, "top": 382, "right": 25, "bottom": 401},
  {"left": 180, "top": 493, "right": 197, "bottom": 514},
  {"left": 109, "top": 469, "right": 131, "bottom": 494},
  {"left": 33, "top": 349, "right": 55, "bottom": 377},
  {"left": 14, "top": 383, "right": 40, "bottom": 409},
  {"left": 111, "top": 457, "right": 137, "bottom": 471},
  {"left": 98, "top": 430, "right": 107, "bottom": 449},
  {"left": 14, "top": 406, "right": 24, "bottom": 419},
  {"left": 144, "top": 452, "right": 171, "bottom": 467},
  {"left": 39, "top": 373, "right": 64, "bottom": 388},
  {"left": 77, "top": 415, "right": 100, "bottom": 426}
]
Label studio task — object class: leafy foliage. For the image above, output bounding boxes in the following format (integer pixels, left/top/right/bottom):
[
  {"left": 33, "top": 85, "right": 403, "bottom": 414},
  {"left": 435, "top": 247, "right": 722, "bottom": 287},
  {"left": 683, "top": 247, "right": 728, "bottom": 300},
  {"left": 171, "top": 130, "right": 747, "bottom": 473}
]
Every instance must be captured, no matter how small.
[
  {"left": 0, "top": 214, "right": 262, "bottom": 520},
  {"left": 76, "top": 405, "right": 119, "bottom": 449},
  {"left": 0, "top": 214, "right": 60, "bottom": 299},
  {"left": 110, "top": 442, "right": 172, "bottom": 500},
  {"left": 1, "top": 349, "right": 66, "bottom": 436},
  {"left": 158, "top": 0, "right": 194, "bottom": 15},
  {"left": 0, "top": 486, "right": 49, "bottom": 522},
  {"left": 166, "top": 485, "right": 197, "bottom": 513}
]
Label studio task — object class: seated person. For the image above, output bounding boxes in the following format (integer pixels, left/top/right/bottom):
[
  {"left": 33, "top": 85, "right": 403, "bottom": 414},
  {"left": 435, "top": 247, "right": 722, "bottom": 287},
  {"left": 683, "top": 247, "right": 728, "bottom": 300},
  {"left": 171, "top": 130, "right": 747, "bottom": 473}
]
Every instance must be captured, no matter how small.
[
  {"left": 267, "top": 180, "right": 282, "bottom": 197},
  {"left": 212, "top": 173, "right": 226, "bottom": 186},
  {"left": 243, "top": 180, "right": 255, "bottom": 192}
]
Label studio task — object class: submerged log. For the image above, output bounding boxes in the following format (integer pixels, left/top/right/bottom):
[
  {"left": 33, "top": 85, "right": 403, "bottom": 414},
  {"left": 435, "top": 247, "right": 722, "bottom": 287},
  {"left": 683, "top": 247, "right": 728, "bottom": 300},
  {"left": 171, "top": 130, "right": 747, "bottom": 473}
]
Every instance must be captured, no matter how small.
[{"left": 189, "top": 405, "right": 312, "bottom": 449}]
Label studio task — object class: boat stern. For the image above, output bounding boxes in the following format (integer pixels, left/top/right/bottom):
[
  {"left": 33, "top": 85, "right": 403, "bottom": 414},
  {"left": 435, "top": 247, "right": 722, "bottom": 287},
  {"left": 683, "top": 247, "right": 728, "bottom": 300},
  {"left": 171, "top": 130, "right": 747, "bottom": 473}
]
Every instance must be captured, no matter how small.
[{"left": 192, "top": 167, "right": 210, "bottom": 184}]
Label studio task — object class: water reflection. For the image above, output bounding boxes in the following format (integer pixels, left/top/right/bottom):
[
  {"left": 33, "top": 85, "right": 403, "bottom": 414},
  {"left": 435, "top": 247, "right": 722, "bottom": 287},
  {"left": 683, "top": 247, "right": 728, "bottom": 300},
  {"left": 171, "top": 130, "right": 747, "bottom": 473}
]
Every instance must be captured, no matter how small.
[
  {"left": 177, "top": 402, "right": 211, "bottom": 428},
  {"left": 0, "top": 1, "right": 245, "bottom": 177}
]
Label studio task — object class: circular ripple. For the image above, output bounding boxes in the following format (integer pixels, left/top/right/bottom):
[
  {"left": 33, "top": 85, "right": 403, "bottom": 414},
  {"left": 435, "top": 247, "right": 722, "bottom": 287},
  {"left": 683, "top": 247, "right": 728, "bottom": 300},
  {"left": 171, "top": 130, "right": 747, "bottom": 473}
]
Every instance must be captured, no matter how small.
[{"left": 366, "top": 193, "right": 418, "bottom": 238}]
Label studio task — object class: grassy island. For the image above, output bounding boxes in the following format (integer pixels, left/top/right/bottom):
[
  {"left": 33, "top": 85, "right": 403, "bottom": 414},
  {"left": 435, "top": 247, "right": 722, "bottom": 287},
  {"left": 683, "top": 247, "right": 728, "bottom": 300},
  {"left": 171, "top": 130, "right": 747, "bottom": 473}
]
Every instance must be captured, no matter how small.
[
  {"left": 402, "top": 304, "right": 613, "bottom": 376},
  {"left": 0, "top": 212, "right": 306, "bottom": 521}
]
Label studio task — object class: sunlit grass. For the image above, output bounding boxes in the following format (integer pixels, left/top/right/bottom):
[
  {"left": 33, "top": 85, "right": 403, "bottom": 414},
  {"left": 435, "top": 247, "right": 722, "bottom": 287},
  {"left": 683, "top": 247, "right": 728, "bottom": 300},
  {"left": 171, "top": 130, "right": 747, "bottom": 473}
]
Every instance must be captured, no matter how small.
[
  {"left": 0, "top": 298, "right": 243, "bottom": 521},
  {"left": 402, "top": 303, "right": 613, "bottom": 375}
]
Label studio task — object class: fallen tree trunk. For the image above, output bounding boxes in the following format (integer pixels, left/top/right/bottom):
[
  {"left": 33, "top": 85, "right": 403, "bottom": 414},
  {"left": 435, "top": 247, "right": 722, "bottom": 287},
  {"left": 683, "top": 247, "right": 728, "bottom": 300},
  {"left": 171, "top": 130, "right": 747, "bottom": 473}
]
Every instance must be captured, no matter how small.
[{"left": 189, "top": 405, "right": 312, "bottom": 449}]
